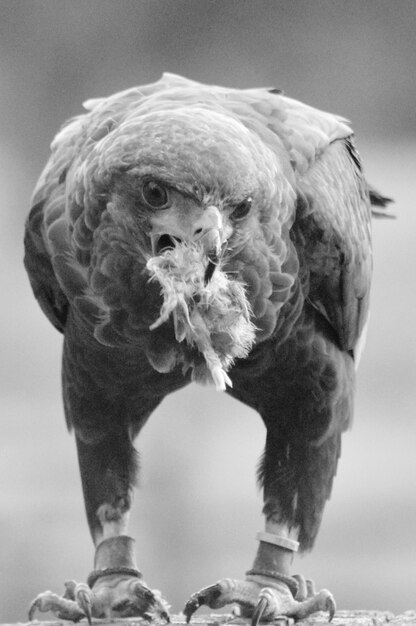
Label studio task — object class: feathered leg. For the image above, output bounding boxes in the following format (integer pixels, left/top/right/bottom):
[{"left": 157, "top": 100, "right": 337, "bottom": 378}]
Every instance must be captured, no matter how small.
[
  {"left": 29, "top": 323, "right": 170, "bottom": 623},
  {"left": 185, "top": 330, "right": 354, "bottom": 623},
  {"left": 248, "top": 335, "right": 354, "bottom": 622},
  {"left": 75, "top": 432, "right": 136, "bottom": 545}
]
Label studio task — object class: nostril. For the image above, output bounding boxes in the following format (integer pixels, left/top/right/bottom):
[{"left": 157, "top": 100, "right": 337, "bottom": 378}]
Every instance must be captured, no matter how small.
[
  {"left": 155, "top": 234, "right": 181, "bottom": 254},
  {"left": 194, "top": 227, "right": 203, "bottom": 236}
]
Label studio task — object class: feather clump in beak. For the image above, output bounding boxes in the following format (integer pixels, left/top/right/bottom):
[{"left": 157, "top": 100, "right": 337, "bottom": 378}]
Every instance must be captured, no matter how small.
[{"left": 146, "top": 241, "right": 256, "bottom": 391}]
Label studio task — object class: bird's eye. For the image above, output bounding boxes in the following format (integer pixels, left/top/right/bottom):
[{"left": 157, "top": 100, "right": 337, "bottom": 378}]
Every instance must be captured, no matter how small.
[
  {"left": 142, "top": 181, "right": 169, "bottom": 209},
  {"left": 231, "top": 197, "right": 252, "bottom": 220}
]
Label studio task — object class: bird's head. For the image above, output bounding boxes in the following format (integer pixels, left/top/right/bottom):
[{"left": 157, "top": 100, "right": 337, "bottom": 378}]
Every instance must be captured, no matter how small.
[
  {"left": 91, "top": 105, "right": 289, "bottom": 262},
  {"left": 71, "top": 105, "right": 295, "bottom": 388}
]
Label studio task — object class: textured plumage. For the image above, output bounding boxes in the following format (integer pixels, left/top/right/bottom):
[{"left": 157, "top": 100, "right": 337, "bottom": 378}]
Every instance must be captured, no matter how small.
[{"left": 24, "top": 74, "right": 389, "bottom": 622}]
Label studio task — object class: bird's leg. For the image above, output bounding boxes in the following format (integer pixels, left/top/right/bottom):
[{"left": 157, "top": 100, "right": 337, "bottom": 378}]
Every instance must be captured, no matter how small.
[
  {"left": 29, "top": 431, "right": 170, "bottom": 623},
  {"left": 185, "top": 315, "right": 352, "bottom": 624},
  {"left": 183, "top": 429, "right": 338, "bottom": 624},
  {"left": 184, "top": 406, "right": 337, "bottom": 624},
  {"left": 73, "top": 433, "right": 169, "bottom": 620}
]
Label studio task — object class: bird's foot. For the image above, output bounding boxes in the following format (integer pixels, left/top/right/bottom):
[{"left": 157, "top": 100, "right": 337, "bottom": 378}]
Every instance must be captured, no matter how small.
[
  {"left": 183, "top": 571, "right": 335, "bottom": 624},
  {"left": 28, "top": 570, "right": 170, "bottom": 623}
]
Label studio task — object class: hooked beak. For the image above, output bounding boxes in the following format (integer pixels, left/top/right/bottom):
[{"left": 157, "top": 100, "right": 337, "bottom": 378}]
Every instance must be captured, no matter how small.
[
  {"left": 204, "top": 249, "right": 220, "bottom": 285},
  {"left": 150, "top": 205, "right": 225, "bottom": 283}
]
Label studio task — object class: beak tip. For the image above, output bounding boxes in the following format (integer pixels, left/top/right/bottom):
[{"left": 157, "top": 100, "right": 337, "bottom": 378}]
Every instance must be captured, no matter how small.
[{"left": 204, "top": 253, "right": 218, "bottom": 284}]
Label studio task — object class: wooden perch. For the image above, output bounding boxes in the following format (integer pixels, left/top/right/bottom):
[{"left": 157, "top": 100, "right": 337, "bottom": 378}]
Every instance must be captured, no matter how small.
[{"left": 4, "top": 611, "right": 416, "bottom": 626}]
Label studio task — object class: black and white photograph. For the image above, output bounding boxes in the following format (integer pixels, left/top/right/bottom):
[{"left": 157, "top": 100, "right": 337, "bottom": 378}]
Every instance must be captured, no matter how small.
[{"left": 1, "top": 1, "right": 415, "bottom": 624}]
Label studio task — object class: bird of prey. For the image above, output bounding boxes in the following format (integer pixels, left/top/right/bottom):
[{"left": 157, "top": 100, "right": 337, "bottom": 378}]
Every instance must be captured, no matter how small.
[{"left": 24, "top": 73, "right": 390, "bottom": 624}]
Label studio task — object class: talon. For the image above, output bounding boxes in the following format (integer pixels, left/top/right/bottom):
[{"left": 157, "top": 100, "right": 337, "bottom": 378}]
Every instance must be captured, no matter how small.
[
  {"left": 28, "top": 598, "right": 39, "bottom": 621},
  {"left": 325, "top": 592, "right": 336, "bottom": 622},
  {"left": 183, "top": 595, "right": 200, "bottom": 623},
  {"left": 152, "top": 593, "right": 171, "bottom": 623},
  {"left": 85, "top": 606, "right": 92, "bottom": 626},
  {"left": 252, "top": 596, "right": 268, "bottom": 626},
  {"left": 76, "top": 588, "right": 92, "bottom": 626},
  {"left": 183, "top": 583, "right": 222, "bottom": 623},
  {"left": 183, "top": 592, "right": 207, "bottom": 623}
]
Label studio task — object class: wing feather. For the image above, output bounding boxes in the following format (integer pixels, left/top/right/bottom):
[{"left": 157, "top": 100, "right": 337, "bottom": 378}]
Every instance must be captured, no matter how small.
[
  {"left": 24, "top": 200, "right": 68, "bottom": 332},
  {"left": 293, "top": 137, "right": 372, "bottom": 354},
  {"left": 24, "top": 111, "right": 88, "bottom": 333}
]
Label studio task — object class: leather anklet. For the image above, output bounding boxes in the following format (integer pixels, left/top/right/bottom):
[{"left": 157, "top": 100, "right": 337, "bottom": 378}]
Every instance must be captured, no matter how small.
[{"left": 88, "top": 566, "right": 142, "bottom": 588}]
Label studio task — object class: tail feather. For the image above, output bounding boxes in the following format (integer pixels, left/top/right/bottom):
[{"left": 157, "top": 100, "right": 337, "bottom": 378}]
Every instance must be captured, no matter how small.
[{"left": 369, "top": 185, "right": 395, "bottom": 218}]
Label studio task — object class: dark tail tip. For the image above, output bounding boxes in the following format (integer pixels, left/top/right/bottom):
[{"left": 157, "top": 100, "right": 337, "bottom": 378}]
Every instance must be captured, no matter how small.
[{"left": 369, "top": 186, "right": 395, "bottom": 218}]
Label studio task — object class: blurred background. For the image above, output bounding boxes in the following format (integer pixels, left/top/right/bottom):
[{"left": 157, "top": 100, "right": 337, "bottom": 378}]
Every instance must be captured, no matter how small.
[{"left": 1, "top": 0, "right": 415, "bottom": 621}]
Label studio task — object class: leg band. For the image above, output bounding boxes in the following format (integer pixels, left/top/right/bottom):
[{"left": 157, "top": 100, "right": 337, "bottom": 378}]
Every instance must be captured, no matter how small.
[
  {"left": 246, "top": 569, "right": 299, "bottom": 596},
  {"left": 256, "top": 531, "right": 299, "bottom": 552},
  {"left": 87, "top": 566, "right": 142, "bottom": 589}
]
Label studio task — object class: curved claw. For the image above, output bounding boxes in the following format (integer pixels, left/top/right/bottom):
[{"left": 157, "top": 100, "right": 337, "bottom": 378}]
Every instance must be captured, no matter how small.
[
  {"left": 183, "top": 594, "right": 203, "bottom": 623},
  {"left": 183, "top": 584, "right": 222, "bottom": 623},
  {"left": 290, "top": 588, "right": 336, "bottom": 623},
  {"left": 160, "top": 608, "right": 171, "bottom": 623},
  {"left": 251, "top": 595, "right": 268, "bottom": 626},
  {"left": 75, "top": 587, "right": 92, "bottom": 626},
  {"left": 325, "top": 591, "right": 336, "bottom": 622},
  {"left": 28, "top": 598, "right": 39, "bottom": 621},
  {"left": 150, "top": 589, "right": 171, "bottom": 623}
]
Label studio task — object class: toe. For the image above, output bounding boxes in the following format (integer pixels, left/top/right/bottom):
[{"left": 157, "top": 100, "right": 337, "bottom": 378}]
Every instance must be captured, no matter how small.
[
  {"left": 183, "top": 582, "right": 224, "bottom": 622},
  {"left": 292, "top": 575, "right": 308, "bottom": 601},
  {"left": 105, "top": 578, "right": 170, "bottom": 621},
  {"left": 292, "top": 574, "right": 316, "bottom": 601},
  {"left": 306, "top": 579, "right": 316, "bottom": 598},
  {"left": 306, "top": 588, "right": 336, "bottom": 621},
  {"left": 289, "top": 588, "right": 336, "bottom": 622},
  {"left": 28, "top": 591, "right": 86, "bottom": 622},
  {"left": 184, "top": 578, "right": 274, "bottom": 623}
]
